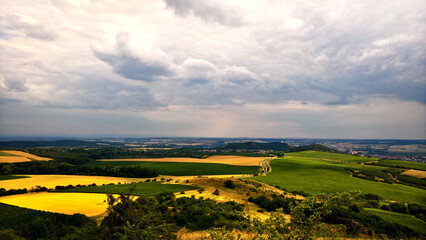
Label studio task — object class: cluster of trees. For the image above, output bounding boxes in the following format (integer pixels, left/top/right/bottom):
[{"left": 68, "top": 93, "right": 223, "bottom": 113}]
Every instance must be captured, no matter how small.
[
  {"left": 380, "top": 202, "right": 426, "bottom": 221},
  {"left": 287, "top": 144, "right": 339, "bottom": 153},
  {"left": 248, "top": 194, "right": 298, "bottom": 213},
  {"left": 0, "top": 161, "right": 158, "bottom": 178},
  {"left": 0, "top": 186, "right": 48, "bottom": 197},
  {"left": 97, "top": 191, "right": 249, "bottom": 239}
]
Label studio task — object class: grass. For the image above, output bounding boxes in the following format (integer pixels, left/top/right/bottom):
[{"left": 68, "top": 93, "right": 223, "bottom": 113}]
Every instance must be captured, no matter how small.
[
  {"left": 364, "top": 208, "right": 426, "bottom": 235},
  {"left": 286, "top": 151, "right": 377, "bottom": 163},
  {"left": 0, "top": 152, "right": 18, "bottom": 156},
  {"left": 86, "top": 161, "right": 260, "bottom": 176},
  {"left": 54, "top": 181, "right": 198, "bottom": 196},
  {"left": 372, "top": 159, "right": 426, "bottom": 171},
  {"left": 0, "top": 202, "right": 62, "bottom": 230},
  {"left": 0, "top": 175, "right": 28, "bottom": 181},
  {"left": 252, "top": 157, "right": 426, "bottom": 205}
]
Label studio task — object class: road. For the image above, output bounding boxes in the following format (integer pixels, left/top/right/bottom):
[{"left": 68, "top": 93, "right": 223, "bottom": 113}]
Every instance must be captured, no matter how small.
[{"left": 260, "top": 158, "right": 272, "bottom": 175}]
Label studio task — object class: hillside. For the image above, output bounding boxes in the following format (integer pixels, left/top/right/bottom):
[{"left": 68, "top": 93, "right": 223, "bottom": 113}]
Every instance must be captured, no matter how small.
[{"left": 222, "top": 142, "right": 291, "bottom": 151}]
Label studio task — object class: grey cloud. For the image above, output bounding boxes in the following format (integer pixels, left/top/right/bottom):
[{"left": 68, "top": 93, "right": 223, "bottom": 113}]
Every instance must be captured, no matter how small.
[
  {"left": 164, "top": 0, "right": 244, "bottom": 26},
  {"left": 249, "top": 1, "right": 426, "bottom": 106},
  {"left": 3, "top": 13, "right": 56, "bottom": 40},
  {"left": 93, "top": 32, "right": 171, "bottom": 81},
  {"left": 2, "top": 75, "right": 28, "bottom": 92},
  {"left": 41, "top": 79, "right": 163, "bottom": 110}
]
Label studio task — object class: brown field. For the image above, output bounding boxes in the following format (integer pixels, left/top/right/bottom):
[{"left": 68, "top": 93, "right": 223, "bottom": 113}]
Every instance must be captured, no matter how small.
[
  {"left": 99, "top": 155, "right": 266, "bottom": 166},
  {"left": 0, "top": 192, "right": 109, "bottom": 216},
  {"left": 401, "top": 169, "right": 426, "bottom": 179},
  {"left": 0, "top": 156, "right": 32, "bottom": 163},
  {"left": 0, "top": 174, "right": 147, "bottom": 190},
  {"left": 0, "top": 150, "right": 52, "bottom": 162}
]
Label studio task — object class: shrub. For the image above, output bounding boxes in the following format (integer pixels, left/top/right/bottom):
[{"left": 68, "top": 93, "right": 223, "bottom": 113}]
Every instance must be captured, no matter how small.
[
  {"left": 212, "top": 189, "right": 220, "bottom": 196},
  {"left": 224, "top": 180, "right": 235, "bottom": 189},
  {"left": 390, "top": 202, "right": 408, "bottom": 214}
]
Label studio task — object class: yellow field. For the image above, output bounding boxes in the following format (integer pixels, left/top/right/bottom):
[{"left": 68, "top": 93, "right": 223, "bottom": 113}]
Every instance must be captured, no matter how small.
[
  {"left": 0, "top": 192, "right": 108, "bottom": 216},
  {"left": 0, "top": 174, "right": 147, "bottom": 190},
  {"left": 0, "top": 156, "right": 31, "bottom": 163},
  {"left": 0, "top": 150, "right": 52, "bottom": 163},
  {"left": 401, "top": 169, "right": 426, "bottom": 179},
  {"left": 99, "top": 155, "right": 266, "bottom": 166}
]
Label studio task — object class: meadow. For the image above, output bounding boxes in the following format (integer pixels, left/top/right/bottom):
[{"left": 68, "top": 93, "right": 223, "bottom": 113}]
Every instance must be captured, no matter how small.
[
  {"left": 372, "top": 159, "right": 426, "bottom": 171},
  {"left": 54, "top": 181, "right": 198, "bottom": 196},
  {"left": 286, "top": 151, "right": 377, "bottom": 163},
  {"left": 86, "top": 161, "right": 260, "bottom": 176},
  {"left": 98, "top": 155, "right": 266, "bottom": 166},
  {"left": 364, "top": 208, "right": 426, "bottom": 235},
  {"left": 252, "top": 156, "right": 426, "bottom": 205}
]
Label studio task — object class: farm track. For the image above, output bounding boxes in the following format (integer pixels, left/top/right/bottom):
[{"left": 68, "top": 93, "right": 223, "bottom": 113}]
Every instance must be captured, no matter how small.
[{"left": 260, "top": 158, "right": 273, "bottom": 175}]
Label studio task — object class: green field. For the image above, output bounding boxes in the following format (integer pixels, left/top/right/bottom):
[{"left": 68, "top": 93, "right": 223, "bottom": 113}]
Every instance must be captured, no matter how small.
[
  {"left": 0, "top": 175, "right": 28, "bottom": 181},
  {"left": 364, "top": 208, "right": 426, "bottom": 235},
  {"left": 54, "top": 181, "right": 198, "bottom": 195},
  {"left": 372, "top": 159, "right": 426, "bottom": 171},
  {"left": 85, "top": 161, "right": 260, "bottom": 176},
  {"left": 286, "top": 151, "right": 377, "bottom": 163},
  {"left": 0, "top": 202, "right": 62, "bottom": 230},
  {"left": 0, "top": 152, "right": 18, "bottom": 156},
  {"left": 252, "top": 157, "right": 426, "bottom": 205}
]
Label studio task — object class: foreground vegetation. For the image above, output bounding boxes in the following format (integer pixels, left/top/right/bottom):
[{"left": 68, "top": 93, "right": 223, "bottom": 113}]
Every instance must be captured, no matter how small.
[{"left": 3, "top": 191, "right": 424, "bottom": 239}]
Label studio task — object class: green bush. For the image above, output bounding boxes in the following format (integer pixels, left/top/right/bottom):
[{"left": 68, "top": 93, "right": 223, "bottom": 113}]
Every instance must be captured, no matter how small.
[{"left": 224, "top": 180, "right": 235, "bottom": 189}]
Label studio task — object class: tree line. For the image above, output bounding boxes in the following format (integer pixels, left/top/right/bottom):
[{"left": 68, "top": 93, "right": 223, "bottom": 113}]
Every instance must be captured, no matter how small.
[{"left": 0, "top": 161, "right": 157, "bottom": 178}]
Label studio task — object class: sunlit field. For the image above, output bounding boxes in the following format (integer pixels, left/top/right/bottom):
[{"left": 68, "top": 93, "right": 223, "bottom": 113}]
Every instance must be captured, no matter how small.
[
  {"left": 0, "top": 192, "right": 109, "bottom": 216},
  {"left": 0, "top": 174, "right": 148, "bottom": 190},
  {"left": 0, "top": 150, "right": 52, "bottom": 163}
]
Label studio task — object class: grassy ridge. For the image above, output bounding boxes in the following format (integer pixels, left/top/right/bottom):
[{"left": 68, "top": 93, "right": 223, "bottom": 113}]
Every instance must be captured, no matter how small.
[
  {"left": 54, "top": 181, "right": 198, "bottom": 195},
  {"left": 252, "top": 157, "right": 426, "bottom": 205},
  {"left": 286, "top": 151, "right": 377, "bottom": 163},
  {"left": 0, "top": 175, "right": 28, "bottom": 181},
  {"left": 85, "top": 161, "right": 259, "bottom": 176},
  {"left": 0, "top": 202, "right": 62, "bottom": 230},
  {"left": 364, "top": 208, "right": 426, "bottom": 235},
  {"left": 372, "top": 159, "right": 426, "bottom": 171}
]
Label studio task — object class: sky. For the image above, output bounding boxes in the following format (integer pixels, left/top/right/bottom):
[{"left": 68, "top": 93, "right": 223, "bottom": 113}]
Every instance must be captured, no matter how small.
[{"left": 0, "top": 0, "right": 425, "bottom": 139}]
